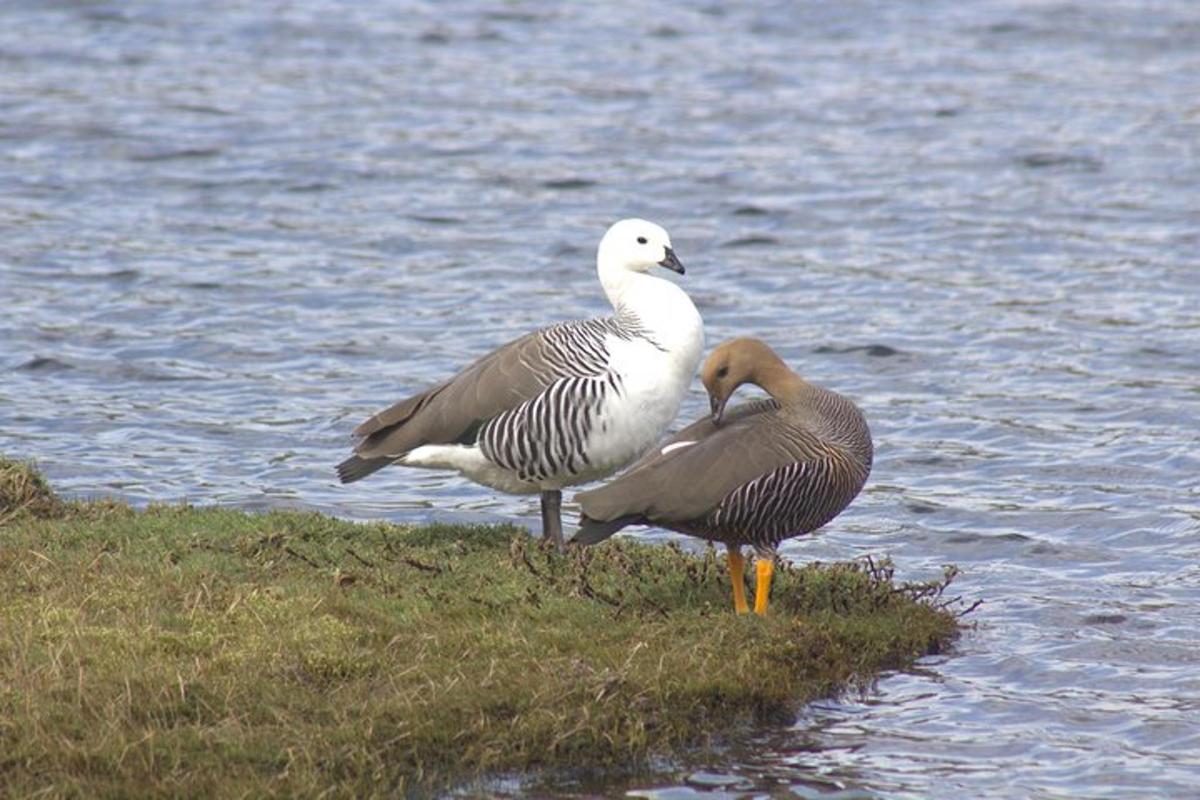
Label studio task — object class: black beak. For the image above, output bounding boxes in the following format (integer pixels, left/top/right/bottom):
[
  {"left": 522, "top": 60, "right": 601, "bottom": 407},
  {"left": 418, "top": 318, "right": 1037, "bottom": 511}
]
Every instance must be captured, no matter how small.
[
  {"left": 710, "top": 395, "right": 726, "bottom": 425},
  {"left": 658, "top": 247, "right": 685, "bottom": 274}
]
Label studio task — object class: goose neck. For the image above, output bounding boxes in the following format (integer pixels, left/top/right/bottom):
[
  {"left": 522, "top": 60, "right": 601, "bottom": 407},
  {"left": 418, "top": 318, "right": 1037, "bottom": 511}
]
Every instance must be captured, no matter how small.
[
  {"left": 757, "top": 363, "right": 811, "bottom": 406},
  {"left": 602, "top": 269, "right": 702, "bottom": 355}
]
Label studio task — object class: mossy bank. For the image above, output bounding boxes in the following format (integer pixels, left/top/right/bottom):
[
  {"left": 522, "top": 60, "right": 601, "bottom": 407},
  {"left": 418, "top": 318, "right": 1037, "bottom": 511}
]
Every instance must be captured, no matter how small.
[{"left": 0, "top": 458, "right": 962, "bottom": 797}]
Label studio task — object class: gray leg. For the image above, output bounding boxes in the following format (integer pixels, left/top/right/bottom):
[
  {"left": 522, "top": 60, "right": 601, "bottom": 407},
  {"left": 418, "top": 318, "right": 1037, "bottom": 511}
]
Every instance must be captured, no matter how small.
[{"left": 540, "top": 490, "right": 563, "bottom": 552}]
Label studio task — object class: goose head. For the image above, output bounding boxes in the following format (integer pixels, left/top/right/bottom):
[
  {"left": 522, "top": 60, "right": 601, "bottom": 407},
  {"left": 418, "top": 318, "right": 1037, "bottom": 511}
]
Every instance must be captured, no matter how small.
[{"left": 596, "top": 218, "right": 684, "bottom": 276}]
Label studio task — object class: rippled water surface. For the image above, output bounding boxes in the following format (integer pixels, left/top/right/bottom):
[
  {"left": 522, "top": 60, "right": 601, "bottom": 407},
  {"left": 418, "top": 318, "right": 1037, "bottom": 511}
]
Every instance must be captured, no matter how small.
[{"left": 3, "top": 1, "right": 1199, "bottom": 796}]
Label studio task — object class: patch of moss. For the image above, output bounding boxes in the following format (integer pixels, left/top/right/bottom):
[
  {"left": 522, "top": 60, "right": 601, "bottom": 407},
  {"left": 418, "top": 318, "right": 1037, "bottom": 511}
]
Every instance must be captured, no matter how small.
[{"left": 0, "top": 462, "right": 964, "bottom": 797}]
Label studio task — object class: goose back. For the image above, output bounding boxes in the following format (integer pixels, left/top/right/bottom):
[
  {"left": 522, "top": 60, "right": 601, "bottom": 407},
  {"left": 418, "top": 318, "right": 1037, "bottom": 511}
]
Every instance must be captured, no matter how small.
[{"left": 575, "top": 385, "right": 872, "bottom": 552}]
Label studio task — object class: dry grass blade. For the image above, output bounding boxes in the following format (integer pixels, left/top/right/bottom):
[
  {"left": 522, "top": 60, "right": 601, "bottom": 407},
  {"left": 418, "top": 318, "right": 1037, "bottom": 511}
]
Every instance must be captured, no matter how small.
[{"left": 0, "top": 458, "right": 65, "bottom": 521}]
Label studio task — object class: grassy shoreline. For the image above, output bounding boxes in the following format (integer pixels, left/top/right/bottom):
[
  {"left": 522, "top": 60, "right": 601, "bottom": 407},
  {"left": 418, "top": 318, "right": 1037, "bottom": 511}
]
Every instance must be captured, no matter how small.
[{"left": 1, "top": 458, "right": 962, "bottom": 797}]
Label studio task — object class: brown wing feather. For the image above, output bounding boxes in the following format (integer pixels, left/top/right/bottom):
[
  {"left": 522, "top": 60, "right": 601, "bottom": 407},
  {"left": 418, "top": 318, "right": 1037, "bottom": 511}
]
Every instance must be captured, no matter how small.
[
  {"left": 576, "top": 399, "right": 820, "bottom": 525},
  {"left": 351, "top": 330, "right": 557, "bottom": 461}
]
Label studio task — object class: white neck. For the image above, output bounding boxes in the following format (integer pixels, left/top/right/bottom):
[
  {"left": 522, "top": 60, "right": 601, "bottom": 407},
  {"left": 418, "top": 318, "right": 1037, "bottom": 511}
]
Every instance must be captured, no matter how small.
[{"left": 599, "top": 265, "right": 704, "bottom": 360}]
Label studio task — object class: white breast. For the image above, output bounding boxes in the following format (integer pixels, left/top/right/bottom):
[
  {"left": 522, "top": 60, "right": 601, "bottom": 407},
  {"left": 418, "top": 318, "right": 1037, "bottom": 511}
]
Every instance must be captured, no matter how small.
[{"left": 580, "top": 321, "right": 702, "bottom": 477}]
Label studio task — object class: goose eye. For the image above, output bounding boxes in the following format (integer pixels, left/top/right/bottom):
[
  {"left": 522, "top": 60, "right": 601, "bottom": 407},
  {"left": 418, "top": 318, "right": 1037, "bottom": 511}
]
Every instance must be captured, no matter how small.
[{"left": 636, "top": 236, "right": 647, "bottom": 245}]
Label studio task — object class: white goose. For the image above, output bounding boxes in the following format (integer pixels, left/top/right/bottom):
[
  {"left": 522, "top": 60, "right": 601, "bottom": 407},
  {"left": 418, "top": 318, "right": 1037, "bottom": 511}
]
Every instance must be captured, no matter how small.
[{"left": 337, "top": 219, "right": 705, "bottom": 548}]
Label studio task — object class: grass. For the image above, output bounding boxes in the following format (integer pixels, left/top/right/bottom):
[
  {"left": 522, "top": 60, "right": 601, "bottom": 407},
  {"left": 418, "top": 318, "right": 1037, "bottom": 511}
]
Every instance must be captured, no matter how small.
[{"left": 0, "top": 458, "right": 963, "bottom": 797}]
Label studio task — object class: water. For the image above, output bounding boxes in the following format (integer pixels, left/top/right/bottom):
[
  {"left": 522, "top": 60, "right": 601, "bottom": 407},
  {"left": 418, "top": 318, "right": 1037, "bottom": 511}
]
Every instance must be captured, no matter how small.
[{"left": 3, "top": 1, "right": 1198, "bottom": 796}]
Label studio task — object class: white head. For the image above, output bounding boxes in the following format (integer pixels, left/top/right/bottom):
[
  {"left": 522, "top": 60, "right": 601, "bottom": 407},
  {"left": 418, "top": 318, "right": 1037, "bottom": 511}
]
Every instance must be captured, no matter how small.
[{"left": 596, "top": 218, "right": 685, "bottom": 276}]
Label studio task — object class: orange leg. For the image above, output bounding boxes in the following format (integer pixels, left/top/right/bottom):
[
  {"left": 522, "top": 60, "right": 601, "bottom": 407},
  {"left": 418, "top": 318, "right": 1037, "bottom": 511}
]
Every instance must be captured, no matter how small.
[
  {"left": 753, "top": 557, "right": 775, "bottom": 616},
  {"left": 726, "top": 546, "right": 750, "bottom": 614}
]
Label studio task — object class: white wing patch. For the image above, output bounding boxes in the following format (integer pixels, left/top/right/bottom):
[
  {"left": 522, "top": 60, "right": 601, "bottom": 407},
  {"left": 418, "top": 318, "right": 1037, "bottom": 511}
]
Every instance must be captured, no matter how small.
[{"left": 660, "top": 440, "right": 697, "bottom": 456}]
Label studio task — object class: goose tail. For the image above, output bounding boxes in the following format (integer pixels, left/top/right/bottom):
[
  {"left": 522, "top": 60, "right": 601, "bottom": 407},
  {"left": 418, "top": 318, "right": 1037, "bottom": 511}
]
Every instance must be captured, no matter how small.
[
  {"left": 336, "top": 455, "right": 394, "bottom": 484},
  {"left": 571, "top": 514, "right": 639, "bottom": 546}
]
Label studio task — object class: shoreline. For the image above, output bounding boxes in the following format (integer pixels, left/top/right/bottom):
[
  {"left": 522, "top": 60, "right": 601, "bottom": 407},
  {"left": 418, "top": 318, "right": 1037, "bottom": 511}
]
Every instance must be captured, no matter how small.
[{"left": 1, "top": 457, "right": 963, "bottom": 796}]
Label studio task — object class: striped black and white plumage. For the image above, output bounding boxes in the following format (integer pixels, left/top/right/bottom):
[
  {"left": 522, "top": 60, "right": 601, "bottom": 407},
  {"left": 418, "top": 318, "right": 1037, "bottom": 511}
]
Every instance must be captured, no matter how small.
[
  {"left": 573, "top": 338, "right": 872, "bottom": 558},
  {"left": 445, "top": 315, "right": 637, "bottom": 482},
  {"left": 336, "top": 218, "right": 704, "bottom": 549},
  {"left": 475, "top": 312, "right": 668, "bottom": 483}
]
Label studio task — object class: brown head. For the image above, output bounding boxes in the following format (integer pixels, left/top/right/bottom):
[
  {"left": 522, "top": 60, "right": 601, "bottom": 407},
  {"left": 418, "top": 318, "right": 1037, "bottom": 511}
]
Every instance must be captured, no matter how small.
[{"left": 701, "top": 337, "right": 798, "bottom": 424}]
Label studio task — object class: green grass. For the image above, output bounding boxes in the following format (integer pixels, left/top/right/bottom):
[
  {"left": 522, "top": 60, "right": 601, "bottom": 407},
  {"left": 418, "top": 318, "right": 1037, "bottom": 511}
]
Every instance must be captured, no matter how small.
[{"left": 0, "top": 458, "right": 962, "bottom": 797}]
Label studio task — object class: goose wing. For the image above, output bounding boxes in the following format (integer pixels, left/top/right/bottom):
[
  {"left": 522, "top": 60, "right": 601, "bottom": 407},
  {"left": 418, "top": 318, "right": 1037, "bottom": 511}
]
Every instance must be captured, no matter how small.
[
  {"left": 338, "top": 319, "right": 617, "bottom": 482},
  {"left": 576, "top": 397, "right": 871, "bottom": 545},
  {"left": 575, "top": 400, "right": 807, "bottom": 523}
]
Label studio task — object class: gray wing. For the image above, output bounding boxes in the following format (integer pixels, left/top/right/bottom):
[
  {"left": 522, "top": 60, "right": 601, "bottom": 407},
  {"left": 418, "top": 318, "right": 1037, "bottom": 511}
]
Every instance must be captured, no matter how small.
[
  {"left": 574, "top": 398, "right": 870, "bottom": 544},
  {"left": 338, "top": 319, "right": 614, "bottom": 483},
  {"left": 575, "top": 400, "right": 796, "bottom": 523}
]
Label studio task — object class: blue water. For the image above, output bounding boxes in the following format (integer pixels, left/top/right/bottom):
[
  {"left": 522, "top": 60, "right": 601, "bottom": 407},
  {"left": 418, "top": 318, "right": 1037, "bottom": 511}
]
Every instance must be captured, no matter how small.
[{"left": 3, "top": 1, "right": 1199, "bottom": 796}]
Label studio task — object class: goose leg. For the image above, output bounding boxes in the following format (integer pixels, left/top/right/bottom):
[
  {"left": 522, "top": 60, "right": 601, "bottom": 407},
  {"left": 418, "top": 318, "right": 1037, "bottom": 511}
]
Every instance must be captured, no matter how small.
[
  {"left": 753, "top": 556, "right": 775, "bottom": 616},
  {"left": 726, "top": 545, "right": 750, "bottom": 614},
  {"left": 540, "top": 490, "right": 563, "bottom": 552}
]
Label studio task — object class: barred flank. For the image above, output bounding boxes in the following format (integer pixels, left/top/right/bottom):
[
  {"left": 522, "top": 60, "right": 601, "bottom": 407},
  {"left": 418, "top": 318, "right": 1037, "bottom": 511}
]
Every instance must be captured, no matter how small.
[
  {"left": 478, "top": 311, "right": 651, "bottom": 483},
  {"left": 707, "top": 453, "right": 868, "bottom": 552}
]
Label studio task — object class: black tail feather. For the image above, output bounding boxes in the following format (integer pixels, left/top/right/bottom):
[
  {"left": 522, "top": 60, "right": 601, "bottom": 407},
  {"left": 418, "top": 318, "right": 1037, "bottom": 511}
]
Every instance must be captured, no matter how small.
[
  {"left": 336, "top": 455, "right": 394, "bottom": 484},
  {"left": 571, "top": 514, "right": 640, "bottom": 546}
]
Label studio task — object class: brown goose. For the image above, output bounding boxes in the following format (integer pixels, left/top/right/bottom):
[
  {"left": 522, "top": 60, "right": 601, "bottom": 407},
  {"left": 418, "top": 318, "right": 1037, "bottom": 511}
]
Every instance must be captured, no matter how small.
[{"left": 571, "top": 337, "right": 873, "bottom": 614}]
